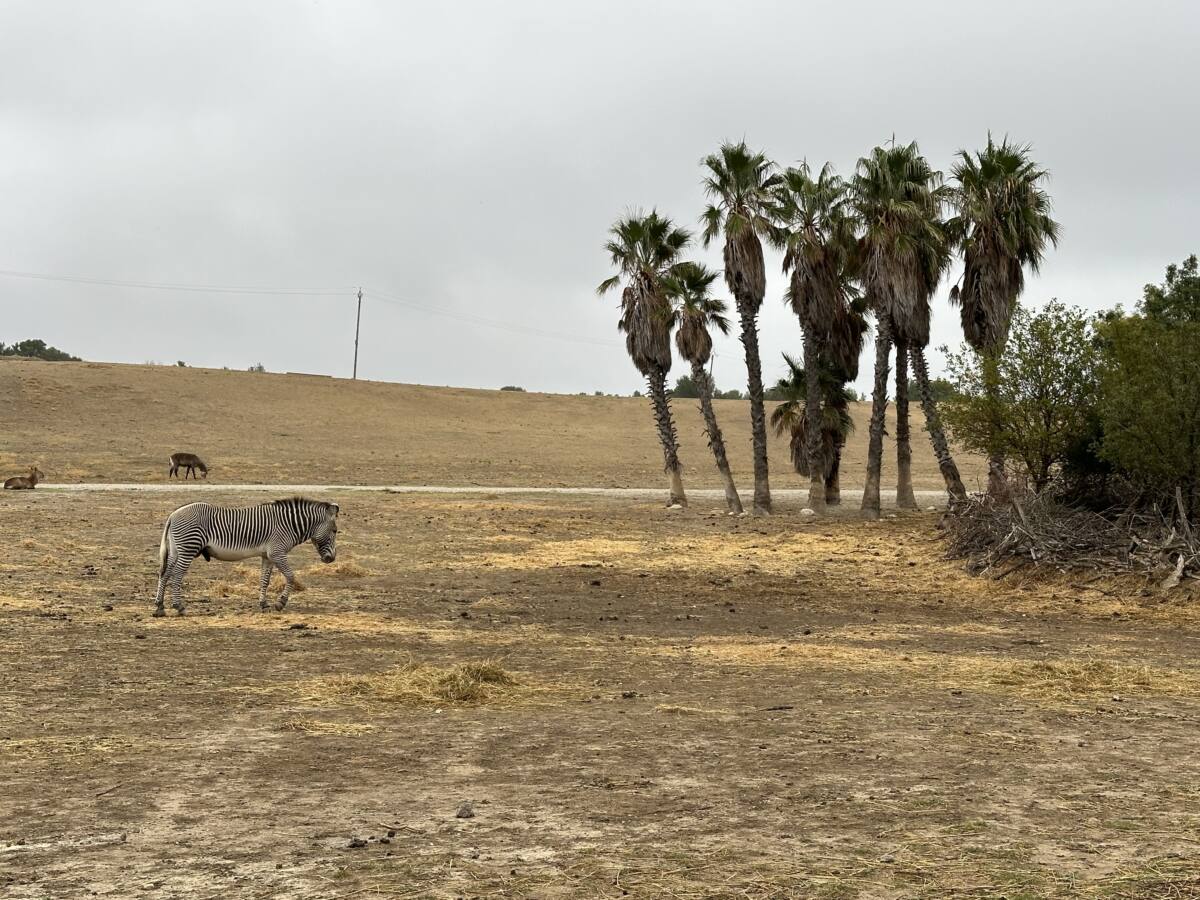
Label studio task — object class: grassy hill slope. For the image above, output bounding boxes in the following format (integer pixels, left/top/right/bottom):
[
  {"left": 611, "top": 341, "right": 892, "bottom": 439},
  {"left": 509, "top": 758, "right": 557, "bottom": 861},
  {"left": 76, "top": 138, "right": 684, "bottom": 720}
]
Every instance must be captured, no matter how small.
[{"left": 0, "top": 358, "right": 985, "bottom": 490}]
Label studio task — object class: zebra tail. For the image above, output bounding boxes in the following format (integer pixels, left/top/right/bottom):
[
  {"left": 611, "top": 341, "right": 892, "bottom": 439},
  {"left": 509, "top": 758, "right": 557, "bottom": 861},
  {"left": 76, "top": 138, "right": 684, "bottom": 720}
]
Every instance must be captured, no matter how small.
[{"left": 158, "top": 522, "right": 171, "bottom": 576}]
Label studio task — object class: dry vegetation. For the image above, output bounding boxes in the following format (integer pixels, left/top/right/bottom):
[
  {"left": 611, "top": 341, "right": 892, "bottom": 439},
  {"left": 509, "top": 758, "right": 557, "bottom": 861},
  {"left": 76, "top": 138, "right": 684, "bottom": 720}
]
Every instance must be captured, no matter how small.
[
  {"left": 0, "top": 357, "right": 986, "bottom": 489},
  {"left": 3, "top": 488, "right": 1200, "bottom": 897}
]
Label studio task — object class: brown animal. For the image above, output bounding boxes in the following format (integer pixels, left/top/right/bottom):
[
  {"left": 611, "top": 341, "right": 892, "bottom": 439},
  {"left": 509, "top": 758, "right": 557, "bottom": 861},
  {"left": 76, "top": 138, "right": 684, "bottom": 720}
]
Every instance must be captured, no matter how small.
[
  {"left": 169, "top": 453, "right": 209, "bottom": 480},
  {"left": 4, "top": 466, "right": 45, "bottom": 490}
]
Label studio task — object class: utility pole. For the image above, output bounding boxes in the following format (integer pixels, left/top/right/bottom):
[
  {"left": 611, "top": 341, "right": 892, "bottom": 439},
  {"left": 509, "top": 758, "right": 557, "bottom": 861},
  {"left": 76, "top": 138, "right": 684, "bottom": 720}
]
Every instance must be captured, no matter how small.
[{"left": 352, "top": 287, "right": 363, "bottom": 380}]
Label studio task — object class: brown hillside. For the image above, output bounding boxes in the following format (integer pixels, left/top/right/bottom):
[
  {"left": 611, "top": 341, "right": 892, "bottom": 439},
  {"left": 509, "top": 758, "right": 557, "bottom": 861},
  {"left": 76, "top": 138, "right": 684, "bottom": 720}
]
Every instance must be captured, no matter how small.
[{"left": 0, "top": 358, "right": 984, "bottom": 489}]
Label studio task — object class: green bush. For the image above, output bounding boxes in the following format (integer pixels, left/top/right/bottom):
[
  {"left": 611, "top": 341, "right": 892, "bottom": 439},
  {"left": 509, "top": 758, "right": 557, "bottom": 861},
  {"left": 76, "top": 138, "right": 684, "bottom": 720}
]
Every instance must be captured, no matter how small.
[
  {"left": 1098, "top": 315, "right": 1200, "bottom": 517},
  {"left": 942, "top": 301, "right": 1100, "bottom": 492}
]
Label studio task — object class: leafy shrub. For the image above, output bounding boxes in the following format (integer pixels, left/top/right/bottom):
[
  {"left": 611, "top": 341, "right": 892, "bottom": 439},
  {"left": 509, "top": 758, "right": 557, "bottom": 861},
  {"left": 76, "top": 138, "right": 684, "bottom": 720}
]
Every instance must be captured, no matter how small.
[
  {"left": 942, "top": 301, "right": 1100, "bottom": 492},
  {"left": 500, "top": 385, "right": 526, "bottom": 392}
]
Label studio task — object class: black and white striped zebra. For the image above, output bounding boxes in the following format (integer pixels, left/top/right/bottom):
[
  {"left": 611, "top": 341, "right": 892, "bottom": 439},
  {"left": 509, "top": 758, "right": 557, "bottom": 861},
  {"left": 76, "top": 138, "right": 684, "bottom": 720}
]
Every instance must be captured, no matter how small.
[{"left": 153, "top": 497, "right": 340, "bottom": 617}]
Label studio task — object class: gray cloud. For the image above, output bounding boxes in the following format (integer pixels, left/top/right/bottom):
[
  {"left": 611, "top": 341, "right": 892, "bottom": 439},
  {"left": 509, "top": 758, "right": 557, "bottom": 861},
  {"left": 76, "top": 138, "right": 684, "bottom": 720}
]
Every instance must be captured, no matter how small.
[{"left": 2, "top": 0, "right": 1196, "bottom": 394}]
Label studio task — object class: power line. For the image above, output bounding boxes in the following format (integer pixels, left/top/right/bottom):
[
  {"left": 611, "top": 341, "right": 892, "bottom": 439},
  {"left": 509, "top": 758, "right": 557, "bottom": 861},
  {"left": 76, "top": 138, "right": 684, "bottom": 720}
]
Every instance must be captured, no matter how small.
[
  {"left": 0, "top": 266, "right": 625, "bottom": 356},
  {"left": 362, "top": 285, "right": 623, "bottom": 349},
  {"left": 0, "top": 268, "right": 352, "bottom": 296}
]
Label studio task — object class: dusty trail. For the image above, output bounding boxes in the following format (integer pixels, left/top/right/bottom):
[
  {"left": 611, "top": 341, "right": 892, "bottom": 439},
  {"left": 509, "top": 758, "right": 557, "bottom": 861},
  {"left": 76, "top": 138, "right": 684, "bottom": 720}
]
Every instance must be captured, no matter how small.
[{"left": 34, "top": 483, "right": 950, "bottom": 504}]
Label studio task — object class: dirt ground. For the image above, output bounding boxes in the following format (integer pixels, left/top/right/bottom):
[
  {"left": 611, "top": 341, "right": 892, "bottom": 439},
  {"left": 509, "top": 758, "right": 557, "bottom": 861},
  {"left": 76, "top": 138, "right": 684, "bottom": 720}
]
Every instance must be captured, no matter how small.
[
  {"left": 0, "top": 358, "right": 987, "bottom": 491},
  {"left": 3, "top": 489, "right": 1200, "bottom": 898}
]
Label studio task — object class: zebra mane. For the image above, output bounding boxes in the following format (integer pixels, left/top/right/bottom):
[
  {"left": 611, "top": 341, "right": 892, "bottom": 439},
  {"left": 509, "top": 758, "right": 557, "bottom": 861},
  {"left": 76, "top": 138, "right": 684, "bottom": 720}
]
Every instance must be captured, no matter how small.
[{"left": 269, "top": 496, "right": 338, "bottom": 516}]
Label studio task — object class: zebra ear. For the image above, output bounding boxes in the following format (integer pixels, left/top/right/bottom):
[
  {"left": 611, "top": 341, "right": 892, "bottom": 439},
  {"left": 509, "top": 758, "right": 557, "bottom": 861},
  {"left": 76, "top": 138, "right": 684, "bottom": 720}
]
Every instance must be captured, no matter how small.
[{"left": 328, "top": 503, "right": 340, "bottom": 516}]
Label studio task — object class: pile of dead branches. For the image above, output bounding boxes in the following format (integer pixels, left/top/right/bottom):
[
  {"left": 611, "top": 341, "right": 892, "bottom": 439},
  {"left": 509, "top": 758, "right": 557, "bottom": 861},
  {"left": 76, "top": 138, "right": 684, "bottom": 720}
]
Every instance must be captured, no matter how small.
[{"left": 943, "top": 488, "right": 1199, "bottom": 586}]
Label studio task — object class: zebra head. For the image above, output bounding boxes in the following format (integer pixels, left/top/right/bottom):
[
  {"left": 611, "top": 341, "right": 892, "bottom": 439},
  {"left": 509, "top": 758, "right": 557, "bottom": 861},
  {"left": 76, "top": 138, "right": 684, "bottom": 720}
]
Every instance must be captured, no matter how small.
[{"left": 312, "top": 502, "right": 339, "bottom": 563}]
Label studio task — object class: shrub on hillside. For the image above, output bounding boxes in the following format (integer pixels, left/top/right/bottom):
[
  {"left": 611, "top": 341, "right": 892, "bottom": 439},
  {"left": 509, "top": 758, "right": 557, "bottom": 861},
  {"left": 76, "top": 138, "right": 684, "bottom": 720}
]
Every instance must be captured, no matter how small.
[{"left": 500, "top": 385, "right": 525, "bottom": 392}]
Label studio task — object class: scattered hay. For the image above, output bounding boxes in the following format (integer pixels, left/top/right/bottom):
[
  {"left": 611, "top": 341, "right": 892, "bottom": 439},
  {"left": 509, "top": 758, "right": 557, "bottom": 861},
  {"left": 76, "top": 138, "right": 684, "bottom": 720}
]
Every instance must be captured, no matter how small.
[
  {"left": 212, "top": 565, "right": 304, "bottom": 598},
  {"left": 279, "top": 719, "right": 376, "bottom": 736},
  {"left": 989, "top": 658, "right": 1190, "bottom": 701},
  {"left": 307, "top": 559, "right": 371, "bottom": 578},
  {"left": 649, "top": 639, "right": 1200, "bottom": 704},
  {"left": 1, "top": 735, "right": 145, "bottom": 759},
  {"left": 303, "top": 659, "right": 521, "bottom": 707}
]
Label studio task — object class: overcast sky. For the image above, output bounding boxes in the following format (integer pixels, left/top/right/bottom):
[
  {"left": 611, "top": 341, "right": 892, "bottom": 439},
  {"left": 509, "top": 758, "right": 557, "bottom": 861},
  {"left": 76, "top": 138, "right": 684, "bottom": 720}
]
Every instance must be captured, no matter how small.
[{"left": 2, "top": 1, "right": 1197, "bottom": 395}]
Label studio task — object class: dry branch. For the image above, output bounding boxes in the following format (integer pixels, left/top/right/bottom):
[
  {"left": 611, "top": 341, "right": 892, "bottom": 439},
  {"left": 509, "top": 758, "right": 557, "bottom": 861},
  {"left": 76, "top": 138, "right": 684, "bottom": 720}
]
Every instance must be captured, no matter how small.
[{"left": 943, "top": 492, "right": 1200, "bottom": 580}]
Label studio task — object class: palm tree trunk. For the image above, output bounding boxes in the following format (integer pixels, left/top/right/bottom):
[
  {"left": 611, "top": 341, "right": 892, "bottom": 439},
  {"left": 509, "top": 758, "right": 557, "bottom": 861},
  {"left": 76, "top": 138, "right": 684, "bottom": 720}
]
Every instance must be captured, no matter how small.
[
  {"left": 802, "top": 326, "right": 826, "bottom": 514},
  {"left": 862, "top": 316, "right": 892, "bottom": 520},
  {"left": 894, "top": 336, "right": 918, "bottom": 509},
  {"left": 692, "top": 361, "right": 743, "bottom": 515},
  {"left": 982, "top": 353, "right": 1008, "bottom": 499},
  {"left": 911, "top": 344, "right": 967, "bottom": 502},
  {"left": 737, "top": 302, "right": 772, "bottom": 515},
  {"left": 826, "top": 438, "right": 843, "bottom": 505},
  {"left": 646, "top": 369, "right": 686, "bottom": 508}
]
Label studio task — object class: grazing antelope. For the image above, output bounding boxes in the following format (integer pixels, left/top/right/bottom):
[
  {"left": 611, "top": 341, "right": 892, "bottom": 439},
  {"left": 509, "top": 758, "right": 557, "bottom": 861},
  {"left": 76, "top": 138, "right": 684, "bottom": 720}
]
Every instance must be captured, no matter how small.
[
  {"left": 168, "top": 452, "right": 208, "bottom": 480},
  {"left": 153, "top": 497, "right": 340, "bottom": 616},
  {"left": 3, "top": 466, "right": 44, "bottom": 490}
]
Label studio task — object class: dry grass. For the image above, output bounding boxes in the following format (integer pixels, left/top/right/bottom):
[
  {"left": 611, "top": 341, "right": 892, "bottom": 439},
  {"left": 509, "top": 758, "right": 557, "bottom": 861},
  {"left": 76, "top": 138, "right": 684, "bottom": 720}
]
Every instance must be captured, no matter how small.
[
  {"left": 306, "top": 559, "right": 371, "bottom": 578},
  {"left": 278, "top": 719, "right": 377, "bottom": 736},
  {"left": 0, "top": 357, "right": 986, "bottom": 489},
  {"left": 301, "top": 659, "right": 521, "bottom": 707},
  {"left": 653, "top": 639, "right": 1200, "bottom": 705},
  {"left": 991, "top": 658, "right": 1177, "bottom": 701}
]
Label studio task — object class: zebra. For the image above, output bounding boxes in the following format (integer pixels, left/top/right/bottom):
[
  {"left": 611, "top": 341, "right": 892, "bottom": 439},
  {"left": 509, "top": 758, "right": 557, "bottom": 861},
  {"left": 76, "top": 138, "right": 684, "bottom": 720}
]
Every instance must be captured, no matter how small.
[{"left": 153, "top": 497, "right": 339, "bottom": 617}]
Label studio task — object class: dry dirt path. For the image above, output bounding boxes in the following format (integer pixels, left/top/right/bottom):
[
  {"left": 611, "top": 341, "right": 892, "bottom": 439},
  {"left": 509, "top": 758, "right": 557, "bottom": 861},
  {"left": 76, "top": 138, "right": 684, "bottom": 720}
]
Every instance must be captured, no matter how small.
[{"left": 35, "top": 483, "right": 950, "bottom": 505}]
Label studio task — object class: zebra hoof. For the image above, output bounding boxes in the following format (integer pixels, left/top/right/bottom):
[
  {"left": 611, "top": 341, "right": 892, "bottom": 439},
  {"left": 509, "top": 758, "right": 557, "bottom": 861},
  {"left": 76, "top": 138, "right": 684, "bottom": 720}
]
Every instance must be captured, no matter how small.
[
  {"left": 152, "top": 607, "right": 165, "bottom": 618},
  {"left": 174, "top": 608, "right": 185, "bottom": 616},
  {"left": 274, "top": 601, "right": 287, "bottom": 612}
]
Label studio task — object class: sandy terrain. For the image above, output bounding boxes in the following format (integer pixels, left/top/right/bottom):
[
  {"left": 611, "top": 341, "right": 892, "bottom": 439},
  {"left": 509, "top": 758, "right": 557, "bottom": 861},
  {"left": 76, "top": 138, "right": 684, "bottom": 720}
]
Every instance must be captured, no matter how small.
[
  {"left": 0, "top": 358, "right": 986, "bottom": 492},
  {"left": 3, "top": 488, "right": 1199, "bottom": 898}
]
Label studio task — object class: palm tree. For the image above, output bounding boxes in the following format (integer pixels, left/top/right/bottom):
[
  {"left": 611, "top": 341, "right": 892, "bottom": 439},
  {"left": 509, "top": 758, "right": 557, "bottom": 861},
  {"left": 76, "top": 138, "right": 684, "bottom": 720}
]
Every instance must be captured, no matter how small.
[
  {"left": 701, "top": 141, "right": 782, "bottom": 515},
  {"left": 773, "top": 162, "right": 858, "bottom": 513},
  {"left": 824, "top": 296, "right": 870, "bottom": 504},
  {"left": 851, "top": 141, "right": 948, "bottom": 519},
  {"left": 662, "top": 262, "right": 744, "bottom": 515},
  {"left": 770, "top": 353, "right": 854, "bottom": 502},
  {"left": 598, "top": 210, "right": 691, "bottom": 507},
  {"left": 949, "top": 135, "right": 1061, "bottom": 496},
  {"left": 910, "top": 218, "right": 967, "bottom": 502}
]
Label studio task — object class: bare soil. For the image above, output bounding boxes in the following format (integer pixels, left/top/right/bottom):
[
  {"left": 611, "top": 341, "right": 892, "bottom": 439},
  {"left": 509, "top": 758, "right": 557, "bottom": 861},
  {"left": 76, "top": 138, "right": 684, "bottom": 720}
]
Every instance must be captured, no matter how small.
[
  {"left": 3, "top": 489, "right": 1199, "bottom": 898},
  {"left": 0, "top": 358, "right": 987, "bottom": 492}
]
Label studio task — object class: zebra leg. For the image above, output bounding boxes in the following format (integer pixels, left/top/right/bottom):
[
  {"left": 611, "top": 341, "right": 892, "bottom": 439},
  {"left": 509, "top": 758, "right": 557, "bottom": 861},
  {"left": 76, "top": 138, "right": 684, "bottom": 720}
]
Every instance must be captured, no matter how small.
[
  {"left": 169, "top": 555, "right": 194, "bottom": 615},
  {"left": 258, "top": 556, "right": 274, "bottom": 611},
  {"left": 269, "top": 551, "right": 294, "bottom": 611},
  {"left": 153, "top": 572, "right": 168, "bottom": 617}
]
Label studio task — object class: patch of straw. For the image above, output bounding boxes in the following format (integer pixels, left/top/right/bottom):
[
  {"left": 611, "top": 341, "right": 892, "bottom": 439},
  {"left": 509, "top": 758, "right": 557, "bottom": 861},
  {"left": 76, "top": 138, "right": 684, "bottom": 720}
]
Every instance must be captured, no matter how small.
[
  {"left": 302, "top": 659, "right": 521, "bottom": 707},
  {"left": 279, "top": 719, "right": 377, "bottom": 736}
]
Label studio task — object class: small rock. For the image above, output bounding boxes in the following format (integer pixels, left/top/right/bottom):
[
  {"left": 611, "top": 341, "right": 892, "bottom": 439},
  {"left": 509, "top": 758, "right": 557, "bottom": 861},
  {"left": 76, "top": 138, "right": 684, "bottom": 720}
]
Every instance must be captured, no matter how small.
[
  {"left": 347, "top": 837, "right": 368, "bottom": 849},
  {"left": 589, "top": 580, "right": 601, "bottom": 586},
  {"left": 102, "top": 604, "right": 114, "bottom": 612},
  {"left": 621, "top": 690, "right": 639, "bottom": 699},
  {"left": 288, "top": 623, "right": 308, "bottom": 630},
  {"left": 386, "top": 829, "right": 396, "bottom": 838},
  {"left": 799, "top": 508, "right": 816, "bottom": 518},
  {"left": 455, "top": 801, "right": 475, "bottom": 819},
  {"left": 880, "top": 853, "right": 896, "bottom": 863}
]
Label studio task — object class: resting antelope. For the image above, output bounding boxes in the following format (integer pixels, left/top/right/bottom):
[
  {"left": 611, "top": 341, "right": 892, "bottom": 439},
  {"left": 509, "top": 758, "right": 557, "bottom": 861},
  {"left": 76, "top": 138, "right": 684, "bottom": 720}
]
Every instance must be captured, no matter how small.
[{"left": 4, "top": 466, "right": 44, "bottom": 490}]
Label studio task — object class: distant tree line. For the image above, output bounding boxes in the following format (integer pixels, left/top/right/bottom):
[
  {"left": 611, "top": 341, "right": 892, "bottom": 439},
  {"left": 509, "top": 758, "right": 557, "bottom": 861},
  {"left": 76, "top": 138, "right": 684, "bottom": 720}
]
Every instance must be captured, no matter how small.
[{"left": 0, "top": 338, "right": 80, "bottom": 361}]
